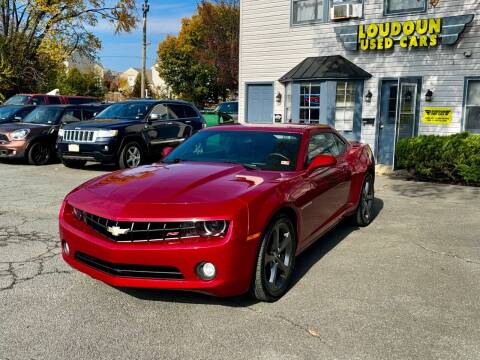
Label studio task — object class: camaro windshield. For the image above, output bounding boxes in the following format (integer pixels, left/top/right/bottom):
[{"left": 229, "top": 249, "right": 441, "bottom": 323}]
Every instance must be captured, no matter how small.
[
  {"left": 95, "top": 103, "right": 152, "bottom": 120},
  {"left": 164, "top": 130, "right": 302, "bottom": 171},
  {"left": 21, "top": 107, "right": 63, "bottom": 125}
]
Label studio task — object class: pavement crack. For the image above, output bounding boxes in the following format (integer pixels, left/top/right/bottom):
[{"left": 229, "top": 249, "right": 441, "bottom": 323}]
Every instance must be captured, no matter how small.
[{"left": 413, "top": 242, "right": 480, "bottom": 266}]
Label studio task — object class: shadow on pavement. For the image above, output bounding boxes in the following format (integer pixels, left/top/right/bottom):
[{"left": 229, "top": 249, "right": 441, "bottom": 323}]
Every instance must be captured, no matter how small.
[{"left": 119, "top": 198, "right": 384, "bottom": 307}]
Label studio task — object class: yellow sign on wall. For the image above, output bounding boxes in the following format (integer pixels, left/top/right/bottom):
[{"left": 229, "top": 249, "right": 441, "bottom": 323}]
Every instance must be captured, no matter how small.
[
  {"left": 423, "top": 108, "right": 453, "bottom": 125},
  {"left": 358, "top": 18, "right": 441, "bottom": 51}
]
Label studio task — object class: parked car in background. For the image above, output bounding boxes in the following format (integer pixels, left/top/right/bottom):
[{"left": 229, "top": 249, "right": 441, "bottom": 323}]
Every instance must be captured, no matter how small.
[
  {"left": 57, "top": 100, "right": 206, "bottom": 169},
  {"left": 3, "top": 94, "right": 99, "bottom": 106},
  {"left": 0, "top": 105, "right": 36, "bottom": 125},
  {"left": 216, "top": 101, "right": 238, "bottom": 124},
  {"left": 59, "top": 125, "right": 375, "bottom": 301},
  {"left": 0, "top": 104, "right": 107, "bottom": 165}
]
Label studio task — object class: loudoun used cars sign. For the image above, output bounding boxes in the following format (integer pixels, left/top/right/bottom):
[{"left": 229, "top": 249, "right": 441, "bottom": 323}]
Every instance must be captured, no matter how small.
[{"left": 335, "top": 15, "right": 474, "bottom": 51}]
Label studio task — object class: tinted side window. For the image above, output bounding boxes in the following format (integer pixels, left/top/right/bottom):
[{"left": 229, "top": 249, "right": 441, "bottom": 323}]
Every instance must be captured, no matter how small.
[
  {"left": 48, "top": 96, "right": 61, "bottom": 104},
  {"left": 224, "top": 103, "right": 238, "bottom": 114},
  {"left": 32, "top": 96, "right": 46, "bottom": 105},
  {"left": 168, "top": 104, "right": 185, "bottom": 119},
  {"left": 150, "top": 104, "right": 169, "bottom": 120},
  {"left": 306, "top": 132, "right": 346, "bottom": 166},
  {"left": 184, "top": 106, "right": 198, "bottom": 118},
  {"left": 17, "top": 108, "right": 34, "bottom": 119},
  {"left": 82, "top": 110, "right": 96, "bottom": 120}
]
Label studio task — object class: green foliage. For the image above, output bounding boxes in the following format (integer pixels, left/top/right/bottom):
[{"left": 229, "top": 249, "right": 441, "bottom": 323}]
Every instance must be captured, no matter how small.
[
  {"left": 55, "top": 68, "right": 105, "bottom": 98},
  {"left": 130, "top": 73, "right": 152, "bottom": 98},
  {"left": 156, "top": 0, "right": 239, "bottom": 106},
  {"left": 396, "top": 133, "right": 480, "bottom": 184}
]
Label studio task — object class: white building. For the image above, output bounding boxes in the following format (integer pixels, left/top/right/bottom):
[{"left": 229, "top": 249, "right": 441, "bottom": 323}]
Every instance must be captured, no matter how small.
[{"left": 238, "top": 0, "right": 479, "bottom": 166}]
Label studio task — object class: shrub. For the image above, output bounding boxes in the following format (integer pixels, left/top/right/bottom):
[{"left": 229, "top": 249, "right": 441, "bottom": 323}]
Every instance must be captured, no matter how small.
[{"left": 395, "top": 133, "right": 480, "bottom": 185}]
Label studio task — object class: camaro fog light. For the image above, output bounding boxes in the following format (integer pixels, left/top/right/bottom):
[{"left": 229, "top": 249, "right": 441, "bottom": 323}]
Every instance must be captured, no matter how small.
[
  {"left": 62, "top": 241, "right": 70, "bottom": 256},
  {"left": 197, "top": 262, "right": 216, "bottom": 281}
]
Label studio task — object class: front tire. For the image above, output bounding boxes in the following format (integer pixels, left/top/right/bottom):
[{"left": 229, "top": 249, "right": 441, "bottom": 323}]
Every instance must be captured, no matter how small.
[
  {"left": 118, "top": 142, "right": 143, "bottom": 169},
  {"left": 352, "top": 173, "right": 375, "bottom": 227},
  {"left": 27, "top": 142, "right": 52, "bottom": 166},
  {"left": 252, "top": 215, "right": 296, "bottom": 302}
]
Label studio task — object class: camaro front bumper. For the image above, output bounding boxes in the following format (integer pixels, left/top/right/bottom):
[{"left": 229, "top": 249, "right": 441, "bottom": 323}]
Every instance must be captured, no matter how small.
[{"left": 59, "top": 205, "right": 258, "bottom": 297}]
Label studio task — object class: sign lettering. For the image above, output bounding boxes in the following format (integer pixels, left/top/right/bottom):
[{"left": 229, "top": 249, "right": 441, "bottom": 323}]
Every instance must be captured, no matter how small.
[{"left": 423, "top": 108, "right": 453, "bottom": 125}]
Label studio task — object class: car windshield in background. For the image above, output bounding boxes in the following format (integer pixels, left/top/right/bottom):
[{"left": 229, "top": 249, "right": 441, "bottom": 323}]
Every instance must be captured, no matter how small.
[
  {"left": 4, "top": 95, "right": 31, "bottom": 106},
  {"left": 22, "top": 107, "right": 63, "bottom": 125},
  {"left": 164, "top": 130, "right": 301, "bottom": 171},
  {"left": 0, "top": 107, "right": 17, "bottom": 120},
  {"left": 95, "top": 103, "right": 151, "bottom": 120}
]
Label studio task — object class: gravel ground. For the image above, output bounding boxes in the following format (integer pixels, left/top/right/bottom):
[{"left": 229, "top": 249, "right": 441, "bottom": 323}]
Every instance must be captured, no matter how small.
[{"left": 0, "top": 161, "right": 479, "bottom": 360}]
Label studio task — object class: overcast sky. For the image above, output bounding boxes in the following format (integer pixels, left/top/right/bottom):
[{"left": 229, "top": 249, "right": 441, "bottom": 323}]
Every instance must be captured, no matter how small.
[{"left": 96, "top": 1, "right": 198, "bottom": 72}]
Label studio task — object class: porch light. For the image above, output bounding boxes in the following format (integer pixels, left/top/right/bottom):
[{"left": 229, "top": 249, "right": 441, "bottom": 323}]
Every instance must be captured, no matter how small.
[
  {"left": 425, "top": 89, "right": 434, "bottom": 102},
  {"left": 276, "top": 92, "right": 282, "bottom": 104},
  {"left": 365, "top": 90, "right": 373, "bottom": 103}
]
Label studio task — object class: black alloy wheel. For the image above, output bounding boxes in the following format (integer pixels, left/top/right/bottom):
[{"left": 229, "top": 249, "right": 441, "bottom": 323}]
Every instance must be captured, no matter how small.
[
  {"left": 119, "top": 142, "right": 143, "bottom": 169},
  {"left": 353, "top": 173, "right": 375, "bottom": 227},
  {"left": 252, "top": 215, "right": 296, "bottom": 302},
  {"left": 27, "top": 142, "right": 52, "bottom": 166}
]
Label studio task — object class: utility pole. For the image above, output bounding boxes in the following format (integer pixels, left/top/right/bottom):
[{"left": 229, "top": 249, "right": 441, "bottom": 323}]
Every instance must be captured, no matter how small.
[{"left": 141, "top": 0, "right": 149, "bottom": 98}]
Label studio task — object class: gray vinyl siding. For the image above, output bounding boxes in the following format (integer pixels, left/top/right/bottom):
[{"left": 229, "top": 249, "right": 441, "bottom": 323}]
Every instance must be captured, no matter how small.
[{"left": 239, "top": 0, "right": 480, "bottom": 152}]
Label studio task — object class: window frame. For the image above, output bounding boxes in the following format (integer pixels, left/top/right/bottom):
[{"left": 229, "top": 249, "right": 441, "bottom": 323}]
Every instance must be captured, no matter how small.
[
  {"left": 335, "top": 81, "right": 356, "bottom": 132},
  {"left": 299, "top": 82, "right": 322, "bottom": 124},
  {"left": 291, "top": 0, "right": 329, "bottom": 25},
  {"left": 463, "top": 77, "right": 480, "bottom": 133},
  {"left": 383, "top": 0, "right": 427, "bottom": 16}
]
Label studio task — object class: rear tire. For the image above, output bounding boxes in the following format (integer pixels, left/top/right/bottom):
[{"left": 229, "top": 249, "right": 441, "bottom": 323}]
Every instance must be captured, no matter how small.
[
  {"left": 62, "top": 159, "right": 87, "bottom": 169},
  {"left": 118, "top": 141, "right": 143, "bottom": 169},
  {"left": 27, "top": 142, "right": 52, "bottom": 166},
  {"left": 251, "top": 215, "right": 296, "bottom": 302},
  {"left": 351, "top": 173, "right": 375, "bottom": 227}
]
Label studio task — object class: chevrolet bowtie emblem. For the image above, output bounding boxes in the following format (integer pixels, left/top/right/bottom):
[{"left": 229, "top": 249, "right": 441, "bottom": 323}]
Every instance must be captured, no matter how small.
[{"left": 107, "top": 226, "right": 130, "bottom": 237}]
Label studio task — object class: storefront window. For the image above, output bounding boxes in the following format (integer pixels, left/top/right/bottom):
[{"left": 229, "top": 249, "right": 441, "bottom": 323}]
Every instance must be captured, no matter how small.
[
  {"left": 385, "top": 0, "right": 426, "bottom": 15},
  {"left": 292, "top": 0, "right": 326, "bottom": 23},
  {"left": 335, "top": 81, "right": 355, "bottom": 131},
  {"left": 300, "top": 83, "right": 321, "bottom": 124},
  {"left": 465, "top": 80, "right": 480, "bottom": 133}
]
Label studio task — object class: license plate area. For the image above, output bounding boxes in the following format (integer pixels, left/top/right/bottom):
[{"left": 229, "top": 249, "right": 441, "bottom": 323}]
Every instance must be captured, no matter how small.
[{"left": 68, "top": 144, "right": 80, "bottom": 152}]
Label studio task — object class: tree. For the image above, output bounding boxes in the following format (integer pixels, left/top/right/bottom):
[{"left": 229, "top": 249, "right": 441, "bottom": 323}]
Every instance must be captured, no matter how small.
[
  {"left": 156, "top": 0, "right": 239, "bottom": 106},
  {"left": 130, "top": 72, "right": 151, "bottom": 98},
  {"left": 0, "top": 0, "right": 137, "bottom": 97},
  {"left": 56, "top": 68, "right": 105, "bottom": 98}
]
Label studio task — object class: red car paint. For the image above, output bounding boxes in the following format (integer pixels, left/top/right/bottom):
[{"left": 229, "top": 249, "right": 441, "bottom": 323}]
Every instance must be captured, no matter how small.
[{"left": 59, "top": 125, "right": 375, "bottom": 297}]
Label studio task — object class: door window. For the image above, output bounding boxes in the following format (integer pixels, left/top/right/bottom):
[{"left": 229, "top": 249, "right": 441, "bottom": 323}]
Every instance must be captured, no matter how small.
[
  {"left": 335, "top": 81, "right": 355, "bottom": 132},
  {"left": 397, "top": 83, "right": 417, "bottom": 141},
  {"left": 168, "top": 104, "right": 186, "bottom": 119},
  {"left": 306, "top": 132, "right": 346, "bottom": 166},
  {"left": 465, "top": 80, "right": 480, "bottom": 133},
  {"left": 48, "top": 96, "right": 61, "bottom": 104},
  {"left": 31, "top": 96, "right": 46, "bottom": 105},
  {"left": 82, "top": 110, "right": 96, "bottom": 121},
  {"left": 150, "top": 104, "right": 169, "bottom": 120},
  {"left": 184, "top": 106, "right": 198, "bottom": 118},
  {"left": 300, "top": 83, "right": 321, "bottom": 124}
]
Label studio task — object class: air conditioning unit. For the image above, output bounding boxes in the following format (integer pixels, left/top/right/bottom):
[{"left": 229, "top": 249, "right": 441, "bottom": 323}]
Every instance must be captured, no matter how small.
[{"left": 330, "top": 3, "right": 362, "bottom": 20}]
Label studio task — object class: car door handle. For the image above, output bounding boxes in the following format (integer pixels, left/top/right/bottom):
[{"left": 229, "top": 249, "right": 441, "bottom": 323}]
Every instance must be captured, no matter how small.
[{"left": 185, "top": 120, "right": 192, "bottom": 123}]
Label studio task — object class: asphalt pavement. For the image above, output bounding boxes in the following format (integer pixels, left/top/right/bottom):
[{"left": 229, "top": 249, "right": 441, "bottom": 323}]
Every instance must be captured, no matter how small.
[{"left": 0, "top": 161, "right": 479, "bottom": 360}]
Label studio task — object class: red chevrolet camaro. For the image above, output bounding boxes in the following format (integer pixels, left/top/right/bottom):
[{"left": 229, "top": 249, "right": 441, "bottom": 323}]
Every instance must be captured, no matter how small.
[{"left": 60, "top": 125, "right": 375, "bottom": 301}]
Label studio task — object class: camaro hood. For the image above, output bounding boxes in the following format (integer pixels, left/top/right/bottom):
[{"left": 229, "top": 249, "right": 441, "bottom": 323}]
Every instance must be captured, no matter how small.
[
  {"left": 67, "top": 162, "right": 290, "bottom": 219},
  {"left": 63, "top": 118, "right": 141, "bottom": 130}
]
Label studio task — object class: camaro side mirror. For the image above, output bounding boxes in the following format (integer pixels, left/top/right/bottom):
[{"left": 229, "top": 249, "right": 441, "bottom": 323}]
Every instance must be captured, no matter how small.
[
  {"left": 307, "top": 155, "right": 337, "bottom": 173},
  {"left": 162, "top": 146, "right": 174, "bottom": 158}
]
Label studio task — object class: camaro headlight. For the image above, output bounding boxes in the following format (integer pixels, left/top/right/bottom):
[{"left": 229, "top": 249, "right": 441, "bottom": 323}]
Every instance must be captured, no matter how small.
[
  {"left": 11, "top": 129, "right": 29, "bottom": 140},
  {"left": 96, "top": 129, "right": 118, "bottom": 138},
  {"left": 196, "top": 220, "right": 229, "bottom": 237},
  {"left": 73, "top": 207, "right": 86, "bottom": 222}
]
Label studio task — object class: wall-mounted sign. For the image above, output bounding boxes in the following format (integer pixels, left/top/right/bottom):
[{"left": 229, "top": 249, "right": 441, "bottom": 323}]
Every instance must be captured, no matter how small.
[
  {"left": 335, "top": 14, "right": 474, "bottom": 51},
  {"left": 423, "top": 108, "right": 453, "bottom": 125}
]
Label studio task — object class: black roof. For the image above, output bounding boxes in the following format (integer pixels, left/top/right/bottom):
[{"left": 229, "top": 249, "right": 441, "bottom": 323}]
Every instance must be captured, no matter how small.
[{"left": 279, "top": 55, "right": 372, "bottom": 83}]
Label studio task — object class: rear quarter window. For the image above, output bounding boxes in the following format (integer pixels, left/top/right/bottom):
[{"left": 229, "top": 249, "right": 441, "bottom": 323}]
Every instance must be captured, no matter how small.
[{"left": 184, "top": 106, "right": 198, "bottom": 118}]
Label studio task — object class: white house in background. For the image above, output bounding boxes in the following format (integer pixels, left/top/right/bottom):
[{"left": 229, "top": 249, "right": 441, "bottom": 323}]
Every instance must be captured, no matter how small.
[
  {"left": 64, "top": 52, "right": 104, "bottom": 78},
  {"left": 238, "top": 0, "right": 478, "bottom": 167},
  {"left": 119, "top": 65, "right": 172, "bottom": 98}
]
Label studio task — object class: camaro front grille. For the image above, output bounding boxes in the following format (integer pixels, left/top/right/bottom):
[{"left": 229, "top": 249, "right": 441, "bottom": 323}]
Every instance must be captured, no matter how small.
[
  {"left": 75, "top": 252, "right": 184, "bottom": 279},
  {"left": 81, "top": 211, "right": 199, "bottom": 243},
  {"left": 63, "top": 130, "right": 96, "bottom": 143}
]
